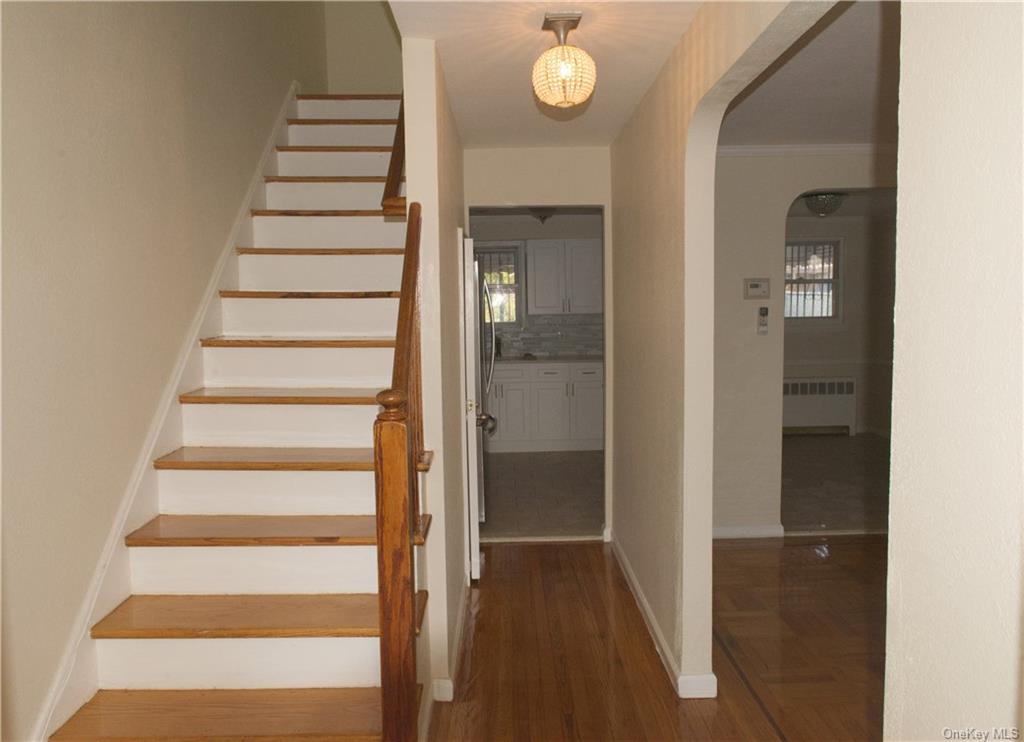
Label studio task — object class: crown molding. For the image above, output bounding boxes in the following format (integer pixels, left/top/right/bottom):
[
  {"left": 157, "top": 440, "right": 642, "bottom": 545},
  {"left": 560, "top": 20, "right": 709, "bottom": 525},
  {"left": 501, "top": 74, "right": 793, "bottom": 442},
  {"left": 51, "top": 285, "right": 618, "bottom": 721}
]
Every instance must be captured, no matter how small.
[{"left": 716, "top": 142, "right": 897, "bottom": 158}]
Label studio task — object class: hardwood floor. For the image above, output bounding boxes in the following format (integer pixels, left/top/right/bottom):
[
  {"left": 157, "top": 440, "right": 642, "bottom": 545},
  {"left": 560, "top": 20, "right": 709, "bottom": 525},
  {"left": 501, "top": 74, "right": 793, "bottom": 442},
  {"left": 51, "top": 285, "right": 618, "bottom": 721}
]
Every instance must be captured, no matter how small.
[{"left": 429, "top": 536, "right": 886, "bottom": 741}]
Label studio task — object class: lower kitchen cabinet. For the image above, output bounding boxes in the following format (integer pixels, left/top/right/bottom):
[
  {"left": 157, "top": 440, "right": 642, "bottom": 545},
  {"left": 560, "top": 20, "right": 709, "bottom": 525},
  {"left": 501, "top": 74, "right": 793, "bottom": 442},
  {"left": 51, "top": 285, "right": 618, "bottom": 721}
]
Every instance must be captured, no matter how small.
[{"left": 484, "top": 361, "right": 604, "bottom": 452}]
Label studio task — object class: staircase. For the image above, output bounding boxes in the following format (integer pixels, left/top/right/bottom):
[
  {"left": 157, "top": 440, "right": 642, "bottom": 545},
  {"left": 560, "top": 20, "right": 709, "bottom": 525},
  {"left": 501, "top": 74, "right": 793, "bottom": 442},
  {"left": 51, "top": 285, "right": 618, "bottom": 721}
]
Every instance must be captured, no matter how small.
[{"left": 52, "top": 93, "right": 428, "bottom": 741}]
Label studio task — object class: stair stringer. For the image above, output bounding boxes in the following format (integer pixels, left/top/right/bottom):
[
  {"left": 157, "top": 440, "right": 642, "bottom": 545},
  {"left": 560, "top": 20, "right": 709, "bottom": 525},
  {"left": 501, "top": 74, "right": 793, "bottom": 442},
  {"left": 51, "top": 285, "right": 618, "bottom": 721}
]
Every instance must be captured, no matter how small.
[{"left": 34, "top": 80, "right": 301, "bottom": 742}]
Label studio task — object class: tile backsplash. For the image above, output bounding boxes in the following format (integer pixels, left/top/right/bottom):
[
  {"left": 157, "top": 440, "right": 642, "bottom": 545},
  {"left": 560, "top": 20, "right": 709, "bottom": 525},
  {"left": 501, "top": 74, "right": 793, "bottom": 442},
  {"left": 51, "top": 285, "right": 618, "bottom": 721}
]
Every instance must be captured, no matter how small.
[{"left": 486, "top": 313, "right": 604, "bottom": 359}]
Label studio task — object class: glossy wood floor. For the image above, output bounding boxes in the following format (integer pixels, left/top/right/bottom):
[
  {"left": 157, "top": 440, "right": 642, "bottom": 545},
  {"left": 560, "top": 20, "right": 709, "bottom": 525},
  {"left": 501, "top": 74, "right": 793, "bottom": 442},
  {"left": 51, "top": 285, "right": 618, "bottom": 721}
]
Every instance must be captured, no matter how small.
[{"left": 429, "top": 536, "right": 886, "bottom": 741}]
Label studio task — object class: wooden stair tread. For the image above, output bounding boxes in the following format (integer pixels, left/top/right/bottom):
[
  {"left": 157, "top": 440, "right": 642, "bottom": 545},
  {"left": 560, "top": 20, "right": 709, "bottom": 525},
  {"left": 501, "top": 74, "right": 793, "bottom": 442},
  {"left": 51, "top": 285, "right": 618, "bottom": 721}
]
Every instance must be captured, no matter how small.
[
  {"left": 287, "top": 118, "right": 398, "bottom": 126},
  {"left": 276, "top": 145, "right": 392, "bottom": 152},
  {"left": 50, "top": 687, "right": 386, "bottom": 740},
  {"left": 219, "top": 290, "right": 399, "bottom": 299},
  {"left": 263, "top": 176, "right": 404, "bottom": 184},
  {"left": 236, "top": 247, "right": 404, "bottom": 256},
  {"left": 180, "top": 387, "right": 383, "bottom": 405},
  {"left": 251, "top": 209, "right": 398, "bottom": 217},
  {"left": 125, "top": 514, "right": 431, "bottom": 547},
  {"left": 200, "top": 336, "right": 396, "bottom": 348},
  {"left": 92, "top": 591, "right": 428, "bottom": 639},
  {"left": 297, "top": 93, "right": 402, "bottom": 100},
  {"left": 154, "top": 447, "right": 438, "bottom": 473}
]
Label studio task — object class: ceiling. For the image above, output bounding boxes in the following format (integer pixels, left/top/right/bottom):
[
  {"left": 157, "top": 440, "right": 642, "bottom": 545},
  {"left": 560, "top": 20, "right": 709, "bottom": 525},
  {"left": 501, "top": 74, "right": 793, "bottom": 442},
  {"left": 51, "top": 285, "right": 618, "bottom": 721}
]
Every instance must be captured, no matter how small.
[
  {"left": 389, "top": 2, "right": 700, "bottom": 148},
  {"left": 720, "top": 2, "right": 900, "bottom": 147}
]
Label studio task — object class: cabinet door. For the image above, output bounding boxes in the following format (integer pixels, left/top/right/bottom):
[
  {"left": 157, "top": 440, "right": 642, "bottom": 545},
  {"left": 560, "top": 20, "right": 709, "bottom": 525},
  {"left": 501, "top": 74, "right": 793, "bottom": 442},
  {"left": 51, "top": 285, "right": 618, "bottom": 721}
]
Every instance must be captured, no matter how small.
[
  {"left": 571, "top": 380, "right": 605, "bottom": 440},
  {"left": 526, "top": 240, "right": 567, "bottom": 314},
  {"left": 531, "top": 382, "right": 571, "bottom": 440},
  {"left": 566, "top": 239, "right": 603, "bottom": 314},
  {"left": 499, "top": 382, "right": 531, "bottom": 441}
]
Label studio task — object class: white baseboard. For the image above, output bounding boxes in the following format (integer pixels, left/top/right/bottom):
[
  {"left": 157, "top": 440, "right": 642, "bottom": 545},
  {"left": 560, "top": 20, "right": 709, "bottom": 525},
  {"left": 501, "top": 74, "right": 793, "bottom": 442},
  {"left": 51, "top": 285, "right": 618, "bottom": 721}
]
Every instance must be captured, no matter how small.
[
  {"left": 677, "top": 672, "right": 718, "bottom": 698},
  {"left": 612, "top": 541, "right": 717, "bottom": 699},
  {"left": 602, "top": 525, "right": 612, "bottom": 542},
  {"left": 857, "top": 426, "right": 891, "bottom": 438},
  {"left": 432, "top": 576, "right": 470, "bottom": 703},
  {"left": 713, "top": 524, "right": 785, "bottom": 540},
  {"left": 34, "top": 80, "right": 301, "bottom": 742},
  {"left": 431, "top": 678, "right": 454, "bottom": 703}
]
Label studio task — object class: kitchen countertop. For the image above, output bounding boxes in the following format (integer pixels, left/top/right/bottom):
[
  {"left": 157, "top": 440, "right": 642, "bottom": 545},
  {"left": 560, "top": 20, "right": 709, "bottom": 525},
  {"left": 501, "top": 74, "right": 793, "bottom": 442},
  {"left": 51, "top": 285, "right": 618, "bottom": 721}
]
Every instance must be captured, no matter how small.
[{"left": 494, "top": 356, "right": 603, "bottom": 364}]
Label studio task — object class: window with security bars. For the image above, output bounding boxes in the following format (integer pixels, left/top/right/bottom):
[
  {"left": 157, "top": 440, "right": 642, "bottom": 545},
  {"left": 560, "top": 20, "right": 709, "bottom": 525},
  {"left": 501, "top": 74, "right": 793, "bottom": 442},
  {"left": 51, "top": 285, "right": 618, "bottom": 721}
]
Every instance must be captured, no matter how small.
[
  {"left": 478, "top": 248, "right": 521, "bottom": 325},
  {"left": 784, "top": 240, "right": 839, "bottom": 318}
]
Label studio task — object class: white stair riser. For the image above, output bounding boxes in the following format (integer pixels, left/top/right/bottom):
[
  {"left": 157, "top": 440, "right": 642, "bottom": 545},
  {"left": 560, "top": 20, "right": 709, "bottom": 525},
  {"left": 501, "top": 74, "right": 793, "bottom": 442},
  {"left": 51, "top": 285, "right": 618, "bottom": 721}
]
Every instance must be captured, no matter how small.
[
  {"left": 276, "top": 151, "right": 390, "bottom": 177},
  {"left": 130, "top": 546, "right": 378, "bottom": 593},
  {"left": 297, "top": 99, "right": 400, "bottom": 118},
  {"left": 181, "top": 404, "right": 377, "bottom": 447},
  {"left": 265, "top": 181, "right": 404, "bottom": 211},
  {"left": 202, "top": 347, "right": 394, "bottom": 387},
  {"left": 96, "top": 637, "right": 379, "bottom": 688},
  {"left": 158, "top": 470, "right": 376, "bottom": 515},
  {"left": 221, "top": 298, "right": 399, "bottom": 337},
  {"left": 252, "top": 216, "right": 406, "bottom": 248},
  {"left": 239, "top": 254, "right": 403, "bottom": 291},
  {"left": 288, "top": 124, "right": 395, "bottom": 147}
]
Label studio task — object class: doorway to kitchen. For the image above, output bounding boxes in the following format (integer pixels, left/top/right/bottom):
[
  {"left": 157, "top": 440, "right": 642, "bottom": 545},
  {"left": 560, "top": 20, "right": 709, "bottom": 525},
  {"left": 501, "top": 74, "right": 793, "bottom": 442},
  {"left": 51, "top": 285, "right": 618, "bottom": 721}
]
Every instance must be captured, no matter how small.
[{"left": 469, "top": 206, "right": 606, "bottom": 541}]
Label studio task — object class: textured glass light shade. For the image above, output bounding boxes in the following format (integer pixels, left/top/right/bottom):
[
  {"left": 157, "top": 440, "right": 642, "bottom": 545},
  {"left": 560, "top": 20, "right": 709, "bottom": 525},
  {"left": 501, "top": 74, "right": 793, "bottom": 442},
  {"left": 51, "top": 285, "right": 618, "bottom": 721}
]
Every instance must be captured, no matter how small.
[
  {"left": 803, "top": 192, "right": 845, "bottom": 217},
  {"left": 532, "top": 44, "right": 596, "bottom": 108}
]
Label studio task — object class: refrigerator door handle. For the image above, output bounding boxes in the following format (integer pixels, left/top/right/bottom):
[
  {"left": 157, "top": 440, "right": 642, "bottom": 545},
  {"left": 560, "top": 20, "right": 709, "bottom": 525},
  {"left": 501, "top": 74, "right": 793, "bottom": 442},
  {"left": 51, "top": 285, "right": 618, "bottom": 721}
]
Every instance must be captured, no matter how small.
[{"left": 482, "top": 277, "right": 497, "bottom": 396}]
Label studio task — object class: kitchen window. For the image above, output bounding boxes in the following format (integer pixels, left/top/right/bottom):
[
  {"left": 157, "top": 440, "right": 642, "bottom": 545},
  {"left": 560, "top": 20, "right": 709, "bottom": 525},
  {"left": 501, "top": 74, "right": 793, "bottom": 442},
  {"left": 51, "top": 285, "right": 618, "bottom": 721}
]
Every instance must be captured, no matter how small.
[
  {"left": 784, "top": 240, "right": 841, "bottom": 319},
  {"left": 477, "top": 244, "right": 523, "bottom": 326}
]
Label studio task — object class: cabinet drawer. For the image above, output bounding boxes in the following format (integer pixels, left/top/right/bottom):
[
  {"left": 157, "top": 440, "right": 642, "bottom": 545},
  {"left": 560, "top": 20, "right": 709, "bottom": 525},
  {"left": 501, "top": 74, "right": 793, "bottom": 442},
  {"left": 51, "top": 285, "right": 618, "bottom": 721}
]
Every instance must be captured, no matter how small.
[
  {"left": 572, "top": 364, "right": 603, "bottom": 382},
  {"left": 529, "top": 364, "right": 570, "bottom": 381},
  {"left": 493, "top": 364, "right": 529, "bottom": 380}
]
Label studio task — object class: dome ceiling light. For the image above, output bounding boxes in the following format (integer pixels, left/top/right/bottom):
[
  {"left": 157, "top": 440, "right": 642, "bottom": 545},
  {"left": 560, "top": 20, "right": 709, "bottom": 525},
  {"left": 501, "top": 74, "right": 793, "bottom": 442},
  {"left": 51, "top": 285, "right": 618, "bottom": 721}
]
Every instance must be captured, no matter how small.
[
  {"left": 531, "top": 13, "right": 597, "bottom": 108},
  {"left": 803, "top": 192, "right": 847, "bottom": 217}
]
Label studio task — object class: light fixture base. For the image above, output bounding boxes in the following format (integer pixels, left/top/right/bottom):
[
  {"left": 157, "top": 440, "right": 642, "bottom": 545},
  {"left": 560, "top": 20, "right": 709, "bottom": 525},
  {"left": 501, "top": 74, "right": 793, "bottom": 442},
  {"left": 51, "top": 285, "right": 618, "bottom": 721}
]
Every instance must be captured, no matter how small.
[{"left": 542, "top": 13, "right": 582, "bottom": 45}]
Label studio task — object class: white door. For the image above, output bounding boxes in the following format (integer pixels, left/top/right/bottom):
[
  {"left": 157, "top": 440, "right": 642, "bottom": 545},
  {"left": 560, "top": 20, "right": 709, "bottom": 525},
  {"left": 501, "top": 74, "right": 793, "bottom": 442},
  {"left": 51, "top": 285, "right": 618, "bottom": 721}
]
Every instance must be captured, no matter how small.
[
  {"left": 566, "top": 239, "right": 603, "bottom": 314},
  {"left": 461, "top": 231, "right": 488, "bottom": 580},
  {"left": 526, "top": 240, "right": 567, "bottom": 314}
]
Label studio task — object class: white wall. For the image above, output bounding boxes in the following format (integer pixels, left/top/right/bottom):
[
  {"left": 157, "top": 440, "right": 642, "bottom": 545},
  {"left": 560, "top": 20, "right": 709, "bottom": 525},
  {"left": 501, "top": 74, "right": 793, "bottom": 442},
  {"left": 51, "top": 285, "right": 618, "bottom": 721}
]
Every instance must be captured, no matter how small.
[
  {"left": 884, "top": 4, "right": 1023, "bottom": 738},
  {"left": 1, "top": 4, "right": 327, "bottom": 739},
  {"left": 324, "top": 1, "right": 402, "bottom": 94},
  {"left": 609, "top": 2, "right": 834, "bottom": 694},
  {"left": 785, "top": 204, "right": 896, "bottom": 436},
  {"left": 713, "top": 150, "right": 895, "bottom": 537},
  {"left": 400, "top": 37, "right": 466, "bottom": 718},
  {"left": 463, "top": 146, "right": 614, "bottom": 538}
]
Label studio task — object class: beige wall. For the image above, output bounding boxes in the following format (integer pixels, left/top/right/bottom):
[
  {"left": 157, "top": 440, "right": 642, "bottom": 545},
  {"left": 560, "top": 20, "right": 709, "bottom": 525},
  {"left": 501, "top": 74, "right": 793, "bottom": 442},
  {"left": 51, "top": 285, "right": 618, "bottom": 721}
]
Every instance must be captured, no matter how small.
[
  {"left": 785, "top": 207, "right": 896, "bottom": 435},
  {"left": 609, "top": 2, "right": 833, "bottom": 687},
  {"left": 713, "top": 151, "right": 895, "bottom": 537},
  {"left": 434, "top": 47, "right": 467, "bottom": 687},
  {"left": 401, "top": 38, "right": 466, "bottom": 712},
  {"left": 325, "top": 1, "right": 401, "bottom": 94},
  {"left": 1, "top": 3, "right": 326, "bottom": 738},
  {"left": 885, "top": 3, "right": 1022, "bottom": 738}
]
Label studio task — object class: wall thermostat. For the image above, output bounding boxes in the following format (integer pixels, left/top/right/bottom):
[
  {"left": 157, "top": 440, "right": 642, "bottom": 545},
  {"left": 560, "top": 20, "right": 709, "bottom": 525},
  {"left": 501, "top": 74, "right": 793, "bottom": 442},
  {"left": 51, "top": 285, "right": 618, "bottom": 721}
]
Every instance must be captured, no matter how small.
[{"left": 744, "top": 278, "right": 770, "bottom": 299}]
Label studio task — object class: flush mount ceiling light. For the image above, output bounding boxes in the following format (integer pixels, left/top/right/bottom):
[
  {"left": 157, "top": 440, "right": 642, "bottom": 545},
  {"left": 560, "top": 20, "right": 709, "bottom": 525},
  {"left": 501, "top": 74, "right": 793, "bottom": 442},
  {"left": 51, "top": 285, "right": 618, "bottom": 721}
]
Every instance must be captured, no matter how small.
[
  {"left": 532, "top": 13, "right": 596, "bottom": 108},
  {"left": 803, "top": 192, "right": 847, "bottom": 217}
]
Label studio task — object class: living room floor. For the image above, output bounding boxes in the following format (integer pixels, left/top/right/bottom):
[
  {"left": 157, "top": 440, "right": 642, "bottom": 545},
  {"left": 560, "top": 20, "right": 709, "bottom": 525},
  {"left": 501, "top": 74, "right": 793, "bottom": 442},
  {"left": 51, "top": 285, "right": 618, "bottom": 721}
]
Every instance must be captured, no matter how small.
[
  {"left": 480, "top": 451, "right": 604, "bottom": 540},
  {"left": 782, "top": 432, "right": 890, "bottom": 534}
]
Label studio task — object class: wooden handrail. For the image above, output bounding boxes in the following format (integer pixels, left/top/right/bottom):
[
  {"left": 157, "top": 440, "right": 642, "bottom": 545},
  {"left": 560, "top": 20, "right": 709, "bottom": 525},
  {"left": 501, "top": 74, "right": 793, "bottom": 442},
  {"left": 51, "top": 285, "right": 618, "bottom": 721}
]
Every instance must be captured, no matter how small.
[
  {"left": 381, "top": 98, "right": 406, "bottom": 215},
  {"left": 373, "top": 200, "right": 422, "bottom": 742}
]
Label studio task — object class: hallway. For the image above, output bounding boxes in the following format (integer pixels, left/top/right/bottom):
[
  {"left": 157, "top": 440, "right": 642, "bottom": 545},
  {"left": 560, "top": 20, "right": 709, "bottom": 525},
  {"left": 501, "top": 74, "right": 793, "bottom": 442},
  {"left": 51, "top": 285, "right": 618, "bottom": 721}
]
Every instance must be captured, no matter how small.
[{"left": 429, "top": 537, "right": 885, "bottom": 741}]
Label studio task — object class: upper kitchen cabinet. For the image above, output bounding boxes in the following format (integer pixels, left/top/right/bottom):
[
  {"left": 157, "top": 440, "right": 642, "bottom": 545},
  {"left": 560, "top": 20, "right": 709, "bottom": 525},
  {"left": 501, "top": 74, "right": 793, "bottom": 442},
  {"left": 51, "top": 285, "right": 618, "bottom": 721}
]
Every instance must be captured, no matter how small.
[{"left": 526, "top": 238, "right": 603, "bottom": 315}]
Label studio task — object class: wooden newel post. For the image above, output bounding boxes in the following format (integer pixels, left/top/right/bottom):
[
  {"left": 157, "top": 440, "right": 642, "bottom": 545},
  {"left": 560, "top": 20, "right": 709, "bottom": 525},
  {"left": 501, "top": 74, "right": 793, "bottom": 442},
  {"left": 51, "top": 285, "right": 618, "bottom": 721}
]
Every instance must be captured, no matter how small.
[{"left": 374, "top": 389, "right": 417, "bottom": 742}]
